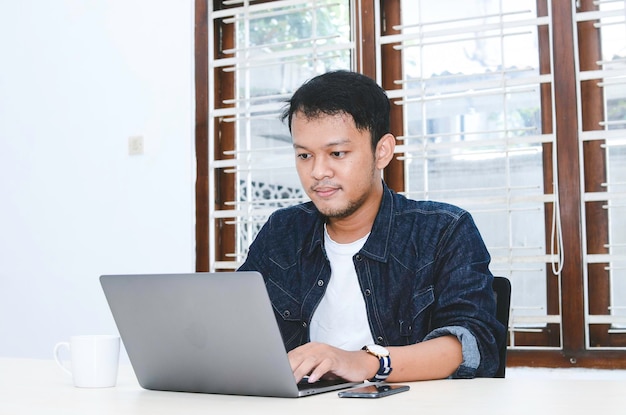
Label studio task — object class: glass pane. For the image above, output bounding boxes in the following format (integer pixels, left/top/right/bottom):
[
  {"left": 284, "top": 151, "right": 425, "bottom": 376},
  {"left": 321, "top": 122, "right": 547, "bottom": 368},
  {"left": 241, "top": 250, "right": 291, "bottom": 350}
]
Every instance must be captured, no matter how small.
[
  {"left": 210, "top": 0, "right": 353, "bottom": 265},
  {"left": 398, "top": 0, "right": 554, "bottom": 345},
  {"left": 607, "top": 144, "right": 626, "bottom": 329}
]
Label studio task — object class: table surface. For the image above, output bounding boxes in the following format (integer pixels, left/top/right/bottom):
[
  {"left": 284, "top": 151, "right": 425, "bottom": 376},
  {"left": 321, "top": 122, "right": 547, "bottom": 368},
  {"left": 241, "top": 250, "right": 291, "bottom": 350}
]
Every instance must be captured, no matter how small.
[{"left": 1, "top": 358, "right": 624, "bottom": 414}]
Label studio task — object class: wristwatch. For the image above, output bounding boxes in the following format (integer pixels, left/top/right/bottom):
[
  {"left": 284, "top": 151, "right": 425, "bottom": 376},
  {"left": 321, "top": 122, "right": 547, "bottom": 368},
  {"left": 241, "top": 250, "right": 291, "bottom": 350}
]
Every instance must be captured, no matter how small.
[{"left": 362, "top": 344, "right": 392, "bottom": 382}]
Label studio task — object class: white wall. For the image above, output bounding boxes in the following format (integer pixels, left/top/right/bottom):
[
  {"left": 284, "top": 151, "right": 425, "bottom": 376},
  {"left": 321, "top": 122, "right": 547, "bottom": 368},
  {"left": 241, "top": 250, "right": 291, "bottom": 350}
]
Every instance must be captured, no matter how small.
[{"left": 0, "top": 0, "right": 195, "bottom": 358}]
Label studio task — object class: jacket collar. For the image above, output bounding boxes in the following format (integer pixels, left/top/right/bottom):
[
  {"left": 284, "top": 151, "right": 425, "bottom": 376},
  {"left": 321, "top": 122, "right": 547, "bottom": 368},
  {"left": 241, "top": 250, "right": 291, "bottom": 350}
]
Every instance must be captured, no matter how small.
[{"left": 306, "top": 181, "right": 394, "bottom": 263}]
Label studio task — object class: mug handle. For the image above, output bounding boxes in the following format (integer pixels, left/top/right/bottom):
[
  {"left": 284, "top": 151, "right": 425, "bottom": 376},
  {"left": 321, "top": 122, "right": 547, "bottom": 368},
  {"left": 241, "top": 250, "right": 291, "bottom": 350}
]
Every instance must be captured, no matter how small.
[{"left": 53, "top": 342, "right": 72, "bottom": 376}]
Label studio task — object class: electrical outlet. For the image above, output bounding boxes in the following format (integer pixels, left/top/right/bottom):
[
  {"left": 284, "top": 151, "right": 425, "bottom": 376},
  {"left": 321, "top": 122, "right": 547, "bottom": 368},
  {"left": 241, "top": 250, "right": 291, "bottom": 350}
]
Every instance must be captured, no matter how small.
[{"left": 128, "top": 135, "right": 144, "bottom": 156}]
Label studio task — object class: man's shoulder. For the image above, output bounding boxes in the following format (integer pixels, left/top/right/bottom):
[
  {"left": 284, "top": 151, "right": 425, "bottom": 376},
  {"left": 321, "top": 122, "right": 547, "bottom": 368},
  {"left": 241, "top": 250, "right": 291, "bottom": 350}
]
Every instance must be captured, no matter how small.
[
  {"left": 266, "top": 201, "right": 320, "bottom": 227},
  {"left": 392, "top": 191, "right": 467, "bottom": 219},
  {"left": 246, "top": 202, "right": 320, "bottom": 260}
]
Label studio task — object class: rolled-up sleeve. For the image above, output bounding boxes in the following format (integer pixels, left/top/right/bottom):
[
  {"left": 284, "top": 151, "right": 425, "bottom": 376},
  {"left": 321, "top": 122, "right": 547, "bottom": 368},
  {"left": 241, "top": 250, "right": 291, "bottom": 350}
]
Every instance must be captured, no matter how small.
[{"left": 423, "top": 326, "right": 480, "bottom": 378}]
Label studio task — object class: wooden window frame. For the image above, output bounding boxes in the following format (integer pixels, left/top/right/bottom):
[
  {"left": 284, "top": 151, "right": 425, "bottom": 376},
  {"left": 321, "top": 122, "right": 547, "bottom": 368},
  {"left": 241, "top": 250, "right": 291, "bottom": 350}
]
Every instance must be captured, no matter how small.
[{"left": 195, "top": 0, "right": 626, "bottom": 368}]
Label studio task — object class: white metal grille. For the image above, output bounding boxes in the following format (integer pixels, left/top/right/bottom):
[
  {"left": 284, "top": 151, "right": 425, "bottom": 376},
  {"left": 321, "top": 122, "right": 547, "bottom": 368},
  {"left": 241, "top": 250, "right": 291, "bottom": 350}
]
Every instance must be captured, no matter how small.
[
  {"left": 208, "top": 0, "right": 354, "bottom": 269},
  {"left": 380, "top": 0, "right": 563, "bottom": 348},
  {"left": 575, "top": 0, "right": 626, "bottom": 347}
]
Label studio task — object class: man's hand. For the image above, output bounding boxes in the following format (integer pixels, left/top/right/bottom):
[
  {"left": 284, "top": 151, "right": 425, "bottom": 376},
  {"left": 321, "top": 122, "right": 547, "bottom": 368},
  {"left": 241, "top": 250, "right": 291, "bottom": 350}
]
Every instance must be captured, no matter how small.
[{"left": 287, "top": 342, "right": 378, "bottom": 383}]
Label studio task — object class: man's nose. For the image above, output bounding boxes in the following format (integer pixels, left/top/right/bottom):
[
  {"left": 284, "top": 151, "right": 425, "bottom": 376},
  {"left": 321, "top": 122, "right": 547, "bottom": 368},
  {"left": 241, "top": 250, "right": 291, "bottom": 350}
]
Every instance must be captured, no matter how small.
[{"left": 311, "top": 156, "right": 332, "bottom": 180}]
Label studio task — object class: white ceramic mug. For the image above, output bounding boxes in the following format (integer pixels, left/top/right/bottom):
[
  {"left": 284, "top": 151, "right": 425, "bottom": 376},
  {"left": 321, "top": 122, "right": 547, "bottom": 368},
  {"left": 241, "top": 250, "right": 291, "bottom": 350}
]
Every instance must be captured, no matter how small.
[{"left": 53, "top": 335, "right": 120, "bottom": 388}]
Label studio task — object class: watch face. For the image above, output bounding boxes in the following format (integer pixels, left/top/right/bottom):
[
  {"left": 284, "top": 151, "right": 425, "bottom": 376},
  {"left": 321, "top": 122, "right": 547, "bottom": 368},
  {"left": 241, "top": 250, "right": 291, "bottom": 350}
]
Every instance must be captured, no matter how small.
[{"left": 367, "top": 344, "right": 389, "bottom": 357}]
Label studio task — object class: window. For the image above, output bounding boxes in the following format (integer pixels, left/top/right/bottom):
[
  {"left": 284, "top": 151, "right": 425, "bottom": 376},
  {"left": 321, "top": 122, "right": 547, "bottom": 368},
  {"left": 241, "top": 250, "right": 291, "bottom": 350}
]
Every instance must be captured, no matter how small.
[
  {"left": 196, "top": 0, "right": 626, "bottom": 367},
  {"left": 384, "top": 0, "right": 559, "bottom": 350},
  {"left": 203, "top": 0, "right": 352, "bottom": 269}
]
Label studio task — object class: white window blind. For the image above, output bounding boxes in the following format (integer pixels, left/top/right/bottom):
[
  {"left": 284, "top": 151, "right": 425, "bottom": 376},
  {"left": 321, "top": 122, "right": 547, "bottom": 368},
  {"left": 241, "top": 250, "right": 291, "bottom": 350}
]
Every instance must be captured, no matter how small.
[
  {"left": 379, "top": 0, "right": 563, "bottom": 348},
  {"left": 208, "top": 0, "right": 354, "bottom": 269},
  {"left": 575, "top": 0, "right": 626, "bottom": 346}
]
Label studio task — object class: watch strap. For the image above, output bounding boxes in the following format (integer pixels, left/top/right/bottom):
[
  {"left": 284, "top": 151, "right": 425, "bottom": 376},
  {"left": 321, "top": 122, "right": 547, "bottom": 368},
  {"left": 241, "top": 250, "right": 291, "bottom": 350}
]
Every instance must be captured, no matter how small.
[
  {"left": 371, "top": 354, "right": 392, "bottom": 381},
  {"left": 362, "top": 345, "right": 392, "bottom": 382}
]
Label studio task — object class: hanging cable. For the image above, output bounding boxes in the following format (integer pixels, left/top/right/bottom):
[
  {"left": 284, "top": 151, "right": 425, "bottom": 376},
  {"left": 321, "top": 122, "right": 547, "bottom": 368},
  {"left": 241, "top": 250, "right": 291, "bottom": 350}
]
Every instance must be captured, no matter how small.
[{"left": 551, "top": 140, "right": 565, "bottom": 276}]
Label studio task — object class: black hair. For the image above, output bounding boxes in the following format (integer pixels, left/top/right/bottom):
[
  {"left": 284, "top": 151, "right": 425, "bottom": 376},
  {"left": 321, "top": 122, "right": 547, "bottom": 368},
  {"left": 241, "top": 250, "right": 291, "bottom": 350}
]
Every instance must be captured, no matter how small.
[{"left": 280, "top": 70, "right": 391, "bottom": 149}]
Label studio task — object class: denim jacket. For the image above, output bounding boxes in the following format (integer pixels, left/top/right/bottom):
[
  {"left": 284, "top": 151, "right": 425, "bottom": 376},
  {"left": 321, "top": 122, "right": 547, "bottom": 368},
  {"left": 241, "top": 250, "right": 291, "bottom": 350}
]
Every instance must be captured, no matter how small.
[{"left": 239, "top": 182, "right": 505, "bottom": 378}]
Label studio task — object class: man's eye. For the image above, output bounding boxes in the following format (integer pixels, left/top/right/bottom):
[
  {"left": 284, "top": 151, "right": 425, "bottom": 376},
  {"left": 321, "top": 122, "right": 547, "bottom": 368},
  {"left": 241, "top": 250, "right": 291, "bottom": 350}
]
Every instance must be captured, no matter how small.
[
  {"left": 297, "top": 153, "right": 311, "bottom": 160},
  {"left": 331, "top": 151, "right": 346, "bottom": 158}
]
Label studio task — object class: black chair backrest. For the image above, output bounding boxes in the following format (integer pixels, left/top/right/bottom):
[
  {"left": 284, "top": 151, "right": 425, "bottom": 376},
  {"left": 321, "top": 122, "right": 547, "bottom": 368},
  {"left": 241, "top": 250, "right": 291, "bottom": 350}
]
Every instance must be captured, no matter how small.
[{"left": 492, "top": 276, "right": 511, "bottom": 378}]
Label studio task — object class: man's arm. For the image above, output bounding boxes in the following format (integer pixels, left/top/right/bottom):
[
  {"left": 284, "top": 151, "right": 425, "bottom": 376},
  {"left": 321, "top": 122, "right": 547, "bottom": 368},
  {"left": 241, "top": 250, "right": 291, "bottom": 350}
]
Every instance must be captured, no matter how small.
[
  {"left": 386, "top": 335, "right": 462, "bottom": 381},
  {"left": 288, "top": 335, "right": 462, "bottom": 383}
]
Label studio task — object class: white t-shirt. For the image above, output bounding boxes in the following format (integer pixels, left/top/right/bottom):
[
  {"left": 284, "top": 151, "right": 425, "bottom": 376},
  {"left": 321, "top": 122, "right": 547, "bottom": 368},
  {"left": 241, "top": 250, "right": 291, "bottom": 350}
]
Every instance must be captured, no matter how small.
[{"left": 309, "top": 226, "right": 375, "bottom": 350}]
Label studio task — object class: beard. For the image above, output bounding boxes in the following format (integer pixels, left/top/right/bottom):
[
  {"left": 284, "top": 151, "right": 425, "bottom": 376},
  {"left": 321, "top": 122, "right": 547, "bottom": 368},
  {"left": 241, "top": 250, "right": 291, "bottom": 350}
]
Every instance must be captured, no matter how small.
[{"left": 315, "top": 190, "right": 370, "bottom": 219}]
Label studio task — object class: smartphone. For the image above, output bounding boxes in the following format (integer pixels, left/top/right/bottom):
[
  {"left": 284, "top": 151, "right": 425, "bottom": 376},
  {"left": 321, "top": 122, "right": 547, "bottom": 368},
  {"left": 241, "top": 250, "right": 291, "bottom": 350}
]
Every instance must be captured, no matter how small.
[{"left": 338, "top": 383, "right": 410, "bottom": 398}]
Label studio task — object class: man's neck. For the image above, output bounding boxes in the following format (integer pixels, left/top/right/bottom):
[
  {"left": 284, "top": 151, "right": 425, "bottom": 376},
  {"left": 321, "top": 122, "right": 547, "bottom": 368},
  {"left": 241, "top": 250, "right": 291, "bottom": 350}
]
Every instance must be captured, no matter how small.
[{"left": 325, "top": 190, "right": 382, "bottom": 244}]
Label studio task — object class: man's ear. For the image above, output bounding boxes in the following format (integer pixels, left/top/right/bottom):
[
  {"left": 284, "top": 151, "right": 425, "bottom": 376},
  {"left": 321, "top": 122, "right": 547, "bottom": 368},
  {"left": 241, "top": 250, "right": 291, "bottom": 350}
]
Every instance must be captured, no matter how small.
[{"left": 375, "top": 133, "right": 396, "bottom": 170}]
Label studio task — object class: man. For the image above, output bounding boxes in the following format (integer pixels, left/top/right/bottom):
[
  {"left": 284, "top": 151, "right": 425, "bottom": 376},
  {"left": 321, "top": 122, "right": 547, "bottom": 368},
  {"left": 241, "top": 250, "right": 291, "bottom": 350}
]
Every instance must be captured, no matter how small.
[{"left": 238, "top": 70, "right": 504, "bottom": 383}]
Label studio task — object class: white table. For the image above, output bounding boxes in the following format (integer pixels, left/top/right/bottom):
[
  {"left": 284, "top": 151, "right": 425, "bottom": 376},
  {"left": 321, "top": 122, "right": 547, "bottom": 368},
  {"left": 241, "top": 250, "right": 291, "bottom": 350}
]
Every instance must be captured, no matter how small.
[{"left": 1, "top": 358, "right": 624, "bottom": 414}]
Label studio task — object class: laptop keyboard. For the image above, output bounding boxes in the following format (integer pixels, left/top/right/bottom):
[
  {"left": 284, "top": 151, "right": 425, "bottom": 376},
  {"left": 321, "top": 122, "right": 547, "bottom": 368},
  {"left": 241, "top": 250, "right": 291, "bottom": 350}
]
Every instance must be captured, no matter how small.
[{"left": 297, "top": 378, "right": 351, "bottom": 391}]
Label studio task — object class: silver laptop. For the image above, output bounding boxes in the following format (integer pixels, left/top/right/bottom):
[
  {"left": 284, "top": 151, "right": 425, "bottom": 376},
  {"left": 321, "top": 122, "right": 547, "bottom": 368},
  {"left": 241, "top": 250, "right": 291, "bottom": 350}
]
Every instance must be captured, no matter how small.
[{"left": 100, "top": 271, "right": 360, "bottom": 397}]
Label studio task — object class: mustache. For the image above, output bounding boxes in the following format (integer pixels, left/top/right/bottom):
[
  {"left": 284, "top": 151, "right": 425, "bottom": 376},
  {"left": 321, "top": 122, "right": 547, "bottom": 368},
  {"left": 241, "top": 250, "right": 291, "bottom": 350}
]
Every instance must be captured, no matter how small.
[{"left": 310, "top": 182, "right": 341, "bottom": 191}]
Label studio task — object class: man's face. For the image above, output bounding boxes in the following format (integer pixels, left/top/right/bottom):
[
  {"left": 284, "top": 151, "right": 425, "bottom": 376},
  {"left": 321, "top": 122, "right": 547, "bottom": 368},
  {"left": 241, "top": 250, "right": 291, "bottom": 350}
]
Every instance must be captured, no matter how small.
[{"left": 291, "top": 111, "right": 382, "bottom": 219}]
